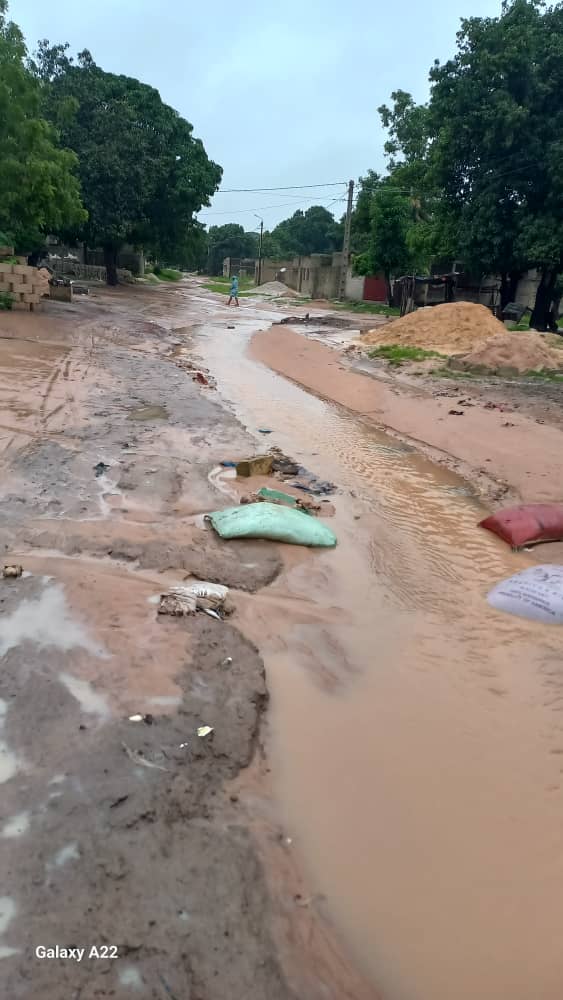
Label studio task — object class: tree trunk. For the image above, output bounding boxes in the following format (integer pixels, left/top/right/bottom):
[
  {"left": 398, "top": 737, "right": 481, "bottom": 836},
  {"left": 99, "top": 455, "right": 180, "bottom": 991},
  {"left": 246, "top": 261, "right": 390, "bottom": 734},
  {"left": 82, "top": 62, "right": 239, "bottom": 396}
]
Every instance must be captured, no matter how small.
[
  {"left": 499, "top": 270, "right": 521, "bottom": 314},
  {"left": 384, "top": 270, "right": 392, "bottom": 306},
  {"left": 103, "top": 245, "right": 119, "bottom": 286},
  {"left": 530, "top": 267, "right": 558, "bottom": 331}
]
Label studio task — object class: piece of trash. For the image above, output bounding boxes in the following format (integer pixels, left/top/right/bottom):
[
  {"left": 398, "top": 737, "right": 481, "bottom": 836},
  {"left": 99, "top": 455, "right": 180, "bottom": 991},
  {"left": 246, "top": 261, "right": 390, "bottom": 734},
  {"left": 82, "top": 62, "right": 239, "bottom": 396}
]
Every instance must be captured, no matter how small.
[
  {"left": 122, "top": 742, "right": 168, "bottom": 772},
  {"left": 240, "top": 487, "right": 319, "bottom": 516},
  {"left": 109, "top": 795, "right": 129, "bottom": 809},
  {"left": 220, "top": 461, "right": 236, "bottom": 468},
  {"left": 2, "top": 565, "right": 23, "bottom": 579},
  {"left": 129, "top": 714, "right": 144, "bottom": 722},
  {"left": 448, "top": 409, "right": 464, "bottom": 416},
  {"left": 258, "top": 428, "right": 272, "bottom": 434},
  {"left": 202, "top": 608, "right": 221, "bottom": 620},
  {"left": 178, "top": 742, "right": 190, "bottom": 750},
  {"left": 502, "top": 421, "right": 515, "bottom": 427},
  {"left": 488, "top": 565, "right": 563, "bottom": 624},
  {"left": 128, "top": 714, "right": 154, "bottom": 725},
  {"left": 94, "top": 461, "right": 110, "bottom": 478},
  {"left": 197, "top": 726, "right": 213, "bottom": 738},
  {"left": 236, "top": 455, "right": 274, "bottom": 477},
  {"left": 158, "top": 591, "right": 197, "bottom": 616},
  {"left": 221, "top": 656, "right": 233, "bottom": 666},
  {"left": 207, "top": 503, "right": 337, "bottom": 547},
  {"left": 227, "top": 324, "right": 235, "bottom": 329},
  {"left": 480, "top": 503, "right": 563, "bottom": 548}
]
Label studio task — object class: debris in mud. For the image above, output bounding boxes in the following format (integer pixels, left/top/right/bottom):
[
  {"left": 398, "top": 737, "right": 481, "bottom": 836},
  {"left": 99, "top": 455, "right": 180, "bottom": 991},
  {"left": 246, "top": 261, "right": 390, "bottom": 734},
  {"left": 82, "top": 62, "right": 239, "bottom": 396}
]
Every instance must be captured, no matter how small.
[
  {"left": 159, "top": 582, "right": 230, "bottom": 619},
  {"left": 122, "top": 742, "right": 168, "bottom": 772},
  {"left": 158, "top": 591, "right": 196, "bottom": 616},
  {"left": 258, "top": 428, "right": 272, "bottom": 434},
  {"left": 240, "top": 487, "right": 320, "bottom": 515},
  {"left": 236, "top": 455, "right": 274, "bottom": 477},
  {"left": 207, "top": 502, "right": 337, "bottom": 547},
  {"left": 479, "top": 503, "right": 563, "bottom": 549},
  {"left": 128, "top": 714, "right": 154, "bottom": 725},
  {"left": 448, "top": 409, "right": 464, "bottom": 416},
  {"left": 197, "top": 725, "right": 214, "bottom": 738},
  {"left": 269, "top": 447, "right": 336, "bottom": 495},
  {"left": 192, "top": 371, "right": 217, "bottom": 389},
  {"left": 222, "top": 656, "right": 233, "bottom": 667},
  {"left": 2, "top": 565, "right": 23, "bottom": 579},
  {"left": 94, "top": 461, "right": 110, "bottom": 478},
  {"left": 220, "top": 460, "right": 237, "bottom": 468}
]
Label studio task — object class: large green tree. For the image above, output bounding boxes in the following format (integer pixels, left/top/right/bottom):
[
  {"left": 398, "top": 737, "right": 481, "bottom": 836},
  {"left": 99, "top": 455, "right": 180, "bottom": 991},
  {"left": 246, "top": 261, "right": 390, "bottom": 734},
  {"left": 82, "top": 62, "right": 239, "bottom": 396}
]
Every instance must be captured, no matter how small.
[
  {"left": 0, "top": 2, "right": 85, "bottom": 253},
  {"left": 206, "top": 224, "right": 258, "bottom": 275},
  {"left": 271, "top": 205, "right": 343, "bottom": 257},
  {"left": 427, "top": 0, "right": 563, "bottom": 325},
  {"left": 354, "top": 181, "right": 415, "bottom": 303},
  {"left": 35, "top": 45, "right": 221, "bottom": 283}
]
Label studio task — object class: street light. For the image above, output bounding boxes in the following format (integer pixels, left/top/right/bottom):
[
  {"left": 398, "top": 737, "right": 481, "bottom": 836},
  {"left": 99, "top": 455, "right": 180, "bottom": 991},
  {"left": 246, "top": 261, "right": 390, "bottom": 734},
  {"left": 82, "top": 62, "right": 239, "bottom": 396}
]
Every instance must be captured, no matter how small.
[{"left": 254, "top": 214, "right": 263, "bottom": 287}]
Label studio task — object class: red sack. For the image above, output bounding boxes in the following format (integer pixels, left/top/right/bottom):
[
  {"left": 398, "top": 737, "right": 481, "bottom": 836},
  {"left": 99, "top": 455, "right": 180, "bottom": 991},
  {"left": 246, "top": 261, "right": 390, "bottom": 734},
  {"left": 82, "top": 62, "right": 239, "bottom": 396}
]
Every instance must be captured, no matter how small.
[{"left": 479, "top": 504, "right": 563, "bottom": 548}]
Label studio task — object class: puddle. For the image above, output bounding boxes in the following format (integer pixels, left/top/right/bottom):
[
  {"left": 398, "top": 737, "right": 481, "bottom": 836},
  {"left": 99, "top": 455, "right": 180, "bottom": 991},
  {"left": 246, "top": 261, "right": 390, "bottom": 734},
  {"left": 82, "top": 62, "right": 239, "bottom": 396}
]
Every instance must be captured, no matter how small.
[
  {"left": 0, "top": 584, "right": 105, "bottom": 658},
  {"left": 59, "top": 673, "right": 110, "bottom": 718},
  {"left": 198, "top": 312, "right": 563, "bottom": 1000},
  {"left": 128, "top": 404, "right": 168, "bottom": 421},
  {"left": 1, "top": 812, "right": 29, "bottom": 839},
  {"left": 119, "top": 966, "right": 143, "bottom": 989},
  {"left": 53, "top": 842, "right": 80, "bottom": 868},
  {"left": 0, "top": 897, "right": 16, "bottom": 937}
]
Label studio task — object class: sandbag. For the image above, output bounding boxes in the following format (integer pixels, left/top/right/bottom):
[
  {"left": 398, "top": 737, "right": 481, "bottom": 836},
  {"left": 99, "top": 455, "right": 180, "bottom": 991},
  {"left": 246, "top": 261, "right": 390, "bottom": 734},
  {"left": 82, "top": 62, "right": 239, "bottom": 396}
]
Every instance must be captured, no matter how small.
[
  {"left": 487, "top": 565, "right": 563, "bottom": 624},
  {"left": 479, "top": 504, "right": 563, "bottom": 549},
  {"left": 207, "top": 503, "right": 337, "bottom": 547}
]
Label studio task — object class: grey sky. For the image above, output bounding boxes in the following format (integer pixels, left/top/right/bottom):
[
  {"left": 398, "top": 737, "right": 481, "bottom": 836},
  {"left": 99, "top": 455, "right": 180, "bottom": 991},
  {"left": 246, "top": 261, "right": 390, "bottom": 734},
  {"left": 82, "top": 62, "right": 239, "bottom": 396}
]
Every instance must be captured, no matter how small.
[{"left": 16, "top": 0, "right": 501, "bottom": 234}]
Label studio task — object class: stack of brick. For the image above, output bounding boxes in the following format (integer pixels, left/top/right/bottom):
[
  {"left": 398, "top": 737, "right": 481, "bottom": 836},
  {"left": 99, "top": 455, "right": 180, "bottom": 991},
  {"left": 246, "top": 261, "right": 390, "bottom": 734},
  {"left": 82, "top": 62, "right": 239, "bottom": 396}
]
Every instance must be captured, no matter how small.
[{"left": 0, "top": 260, "right": 50, "bottom": 312}]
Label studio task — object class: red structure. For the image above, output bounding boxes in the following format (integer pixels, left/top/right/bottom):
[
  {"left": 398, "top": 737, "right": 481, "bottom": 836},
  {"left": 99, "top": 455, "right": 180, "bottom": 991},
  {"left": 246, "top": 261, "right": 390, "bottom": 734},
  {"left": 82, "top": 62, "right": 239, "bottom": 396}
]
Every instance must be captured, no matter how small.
[{"left": 363, "top": 275, "right": 388, "bottom": 302}]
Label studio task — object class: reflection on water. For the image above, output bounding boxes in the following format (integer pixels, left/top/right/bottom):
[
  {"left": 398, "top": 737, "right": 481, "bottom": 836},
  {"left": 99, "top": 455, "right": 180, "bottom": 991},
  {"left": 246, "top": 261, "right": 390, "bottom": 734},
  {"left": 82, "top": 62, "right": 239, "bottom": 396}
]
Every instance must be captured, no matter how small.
[{"left": 198, "top": 311, "right": 563, "bottom": 1000}]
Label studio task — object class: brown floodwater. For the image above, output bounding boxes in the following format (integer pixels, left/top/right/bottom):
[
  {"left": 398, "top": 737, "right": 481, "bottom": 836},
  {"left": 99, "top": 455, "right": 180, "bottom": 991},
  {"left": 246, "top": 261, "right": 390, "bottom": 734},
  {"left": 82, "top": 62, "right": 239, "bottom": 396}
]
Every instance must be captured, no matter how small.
[{"left": 196, "top": 308, "right": 563, "bottom": 1000}]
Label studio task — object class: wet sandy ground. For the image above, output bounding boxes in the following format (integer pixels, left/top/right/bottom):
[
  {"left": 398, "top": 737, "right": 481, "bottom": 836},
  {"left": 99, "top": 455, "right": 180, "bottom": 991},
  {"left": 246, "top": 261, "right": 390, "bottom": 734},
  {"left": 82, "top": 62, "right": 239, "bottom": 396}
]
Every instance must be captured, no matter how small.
[
  {"left": 0, "top": 285, "right": 376, "bottom": 999},
  {"left": 3, "top": 280, "right": 563, "bottom": 1000}
]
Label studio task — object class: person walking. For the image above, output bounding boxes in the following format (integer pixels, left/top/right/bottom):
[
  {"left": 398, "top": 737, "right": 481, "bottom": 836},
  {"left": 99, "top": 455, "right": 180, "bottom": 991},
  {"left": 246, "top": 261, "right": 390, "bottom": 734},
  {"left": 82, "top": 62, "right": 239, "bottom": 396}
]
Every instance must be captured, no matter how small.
[{"left": 227, "top": 275, "right": 239, "bottom": 307}]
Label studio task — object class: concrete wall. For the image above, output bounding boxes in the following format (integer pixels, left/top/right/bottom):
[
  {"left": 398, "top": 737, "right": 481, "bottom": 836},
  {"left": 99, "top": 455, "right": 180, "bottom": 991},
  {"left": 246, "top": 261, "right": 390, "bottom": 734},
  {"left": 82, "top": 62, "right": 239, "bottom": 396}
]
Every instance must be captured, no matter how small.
[{"left": 345, "top": 269, "right": 364, "bottom": 301}]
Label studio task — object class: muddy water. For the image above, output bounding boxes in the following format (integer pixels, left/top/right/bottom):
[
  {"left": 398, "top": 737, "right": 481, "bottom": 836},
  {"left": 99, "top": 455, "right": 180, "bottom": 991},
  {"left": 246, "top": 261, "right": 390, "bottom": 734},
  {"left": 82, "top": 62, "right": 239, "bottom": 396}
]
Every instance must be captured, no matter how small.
[{"left": 197, "top": 313, "right": 563, "bottom": 1000}]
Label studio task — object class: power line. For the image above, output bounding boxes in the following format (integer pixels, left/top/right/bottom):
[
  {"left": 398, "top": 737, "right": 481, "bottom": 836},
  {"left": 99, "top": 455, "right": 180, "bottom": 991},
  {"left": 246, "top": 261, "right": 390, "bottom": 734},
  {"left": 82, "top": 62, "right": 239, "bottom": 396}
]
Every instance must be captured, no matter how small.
[
  {"left": 215, "top": 182, "right": 348, "bottom": 193},
  {"left": 201, "top": 194, "right": 347, "bottom": 217}
]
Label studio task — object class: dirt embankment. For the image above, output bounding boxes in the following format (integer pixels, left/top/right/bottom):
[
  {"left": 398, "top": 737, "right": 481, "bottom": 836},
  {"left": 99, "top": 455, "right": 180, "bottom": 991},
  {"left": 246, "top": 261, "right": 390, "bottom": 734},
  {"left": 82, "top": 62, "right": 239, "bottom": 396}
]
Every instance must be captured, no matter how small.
[{"left": 250, "top": 324, "right": 563, "bottom": 505}]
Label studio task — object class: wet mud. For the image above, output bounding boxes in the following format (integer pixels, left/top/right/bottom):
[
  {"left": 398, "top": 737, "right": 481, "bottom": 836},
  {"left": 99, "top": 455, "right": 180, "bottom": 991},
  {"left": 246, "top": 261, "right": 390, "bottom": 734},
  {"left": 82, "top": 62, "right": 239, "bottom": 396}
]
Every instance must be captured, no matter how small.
[{"left": 0, "top": 284, "right": 376, "bottom": 999}]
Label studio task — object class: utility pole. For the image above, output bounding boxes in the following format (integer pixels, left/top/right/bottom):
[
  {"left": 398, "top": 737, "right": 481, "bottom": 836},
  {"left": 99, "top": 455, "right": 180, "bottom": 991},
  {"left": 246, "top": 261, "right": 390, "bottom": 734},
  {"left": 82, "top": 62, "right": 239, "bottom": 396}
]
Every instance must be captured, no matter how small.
[
  {"left": 338, "top": 179, "right": 354, "bottom": 301},
  {"left": 255, "top": 214, "right": 264, "bottom": 286}
]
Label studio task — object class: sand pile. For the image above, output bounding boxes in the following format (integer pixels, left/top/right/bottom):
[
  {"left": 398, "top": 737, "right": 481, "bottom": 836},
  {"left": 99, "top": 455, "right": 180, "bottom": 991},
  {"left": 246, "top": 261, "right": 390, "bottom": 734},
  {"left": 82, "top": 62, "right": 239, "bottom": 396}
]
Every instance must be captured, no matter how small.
[
  {"left": 254, "top": 280, "right": 293, "bottom": 297},
  {"left": 450, "top": 331, "right": 563, "bottom": 375},
  {"left": 362, "top": 302, "right": 506, "bottom": 352}
]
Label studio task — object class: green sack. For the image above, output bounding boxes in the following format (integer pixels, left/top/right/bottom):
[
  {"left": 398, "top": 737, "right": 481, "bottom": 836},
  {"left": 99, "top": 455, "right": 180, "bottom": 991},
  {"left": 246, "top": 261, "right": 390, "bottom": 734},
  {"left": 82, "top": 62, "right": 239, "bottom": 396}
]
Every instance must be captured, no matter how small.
[{"left": 208, "top": 502, "right": 337, "bottom": 548}]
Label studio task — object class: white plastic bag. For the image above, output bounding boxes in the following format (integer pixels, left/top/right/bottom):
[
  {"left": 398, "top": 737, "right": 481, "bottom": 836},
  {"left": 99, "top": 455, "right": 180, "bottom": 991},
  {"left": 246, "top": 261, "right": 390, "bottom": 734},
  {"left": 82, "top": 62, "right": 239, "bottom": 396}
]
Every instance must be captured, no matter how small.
[{"left": 487, "top": 565, "right": 563, "bottom": 624}]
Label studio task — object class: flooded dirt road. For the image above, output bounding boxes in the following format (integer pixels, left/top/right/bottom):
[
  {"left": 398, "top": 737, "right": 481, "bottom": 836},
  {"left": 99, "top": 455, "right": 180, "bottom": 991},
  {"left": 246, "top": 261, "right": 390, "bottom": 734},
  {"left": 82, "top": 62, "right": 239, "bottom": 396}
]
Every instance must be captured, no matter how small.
[
  {"left": 1, "top": 279, "right": 563, "bottom": 999},
  {"left": 191, "top": 291, "right": 563, "bottom": 1000}
]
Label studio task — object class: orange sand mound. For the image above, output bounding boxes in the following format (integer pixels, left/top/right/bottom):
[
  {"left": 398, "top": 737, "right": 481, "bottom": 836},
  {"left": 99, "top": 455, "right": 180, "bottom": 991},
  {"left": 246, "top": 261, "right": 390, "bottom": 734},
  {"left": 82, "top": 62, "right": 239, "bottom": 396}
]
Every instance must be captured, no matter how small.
[
  {"left": 450, "top": 331, "right": 563, "bottom": 375},
  {"left": 362, "top": 302, "right": 506, "bottom": 352}
]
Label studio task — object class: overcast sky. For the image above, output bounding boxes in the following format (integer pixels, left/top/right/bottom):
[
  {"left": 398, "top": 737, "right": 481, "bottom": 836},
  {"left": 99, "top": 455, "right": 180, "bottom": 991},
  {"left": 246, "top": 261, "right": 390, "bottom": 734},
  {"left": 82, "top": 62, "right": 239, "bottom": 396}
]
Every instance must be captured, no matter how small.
[{"left": 16, "top": 0, "right": 501, "bottom": 234}]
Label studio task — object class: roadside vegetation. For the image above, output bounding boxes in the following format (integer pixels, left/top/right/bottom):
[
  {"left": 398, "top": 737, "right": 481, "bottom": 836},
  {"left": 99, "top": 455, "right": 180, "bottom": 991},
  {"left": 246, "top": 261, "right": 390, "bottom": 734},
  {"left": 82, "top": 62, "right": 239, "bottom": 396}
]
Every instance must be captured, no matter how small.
[
  {"left": 203, "top": 275, "right": 255, "bottom": 296},
  {"left": 369, "top": 345, "right": 445, "bottom": 364}
]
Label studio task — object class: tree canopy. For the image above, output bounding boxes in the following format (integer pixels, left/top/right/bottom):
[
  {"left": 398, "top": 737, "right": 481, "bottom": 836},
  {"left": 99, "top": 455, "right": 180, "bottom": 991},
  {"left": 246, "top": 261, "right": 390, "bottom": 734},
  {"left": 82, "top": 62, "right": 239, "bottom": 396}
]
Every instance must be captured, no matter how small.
[
  {"left": 34, "top": 44, "right": 222, "bottom": 282},
  {"left": 0, "top": 2, "right": 85, "bottom": 252},
  {"left": 269, "top": 205, "right": 343, "bottom": 257},
  {"left": 206, "top": 224, "right": 258, "bottom": 275},
  {"left": 371, "top": 0, "right": 563, "bottom": 326}
]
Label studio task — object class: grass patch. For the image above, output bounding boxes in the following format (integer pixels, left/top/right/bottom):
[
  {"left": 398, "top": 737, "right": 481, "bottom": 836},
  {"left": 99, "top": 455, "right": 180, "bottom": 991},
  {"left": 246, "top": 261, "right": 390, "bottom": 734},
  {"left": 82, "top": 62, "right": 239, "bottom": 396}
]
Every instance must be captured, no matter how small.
[
  {"left": 369, "top": 344, "right": 446, "bottom": 365},
  {"left": 333, "top": 300, "right": 399, "bottom": 317},
  {"left": 523, "top": 369, "right": 563, "bottom": 381},
  {"left": 431, "top": 367, "right": 478, "bottom": 379},
  {"left": 154, "top": 267, "right": 182, "bottom": 281},
  {"left": 0, "top": 291, "right": 12, "bottom": 311},
  {"left": 204, "top": 274, "right": 255, "bottom": 290},
  {"left": 203, "top": 281, "right": 254, "bottom": 296}
]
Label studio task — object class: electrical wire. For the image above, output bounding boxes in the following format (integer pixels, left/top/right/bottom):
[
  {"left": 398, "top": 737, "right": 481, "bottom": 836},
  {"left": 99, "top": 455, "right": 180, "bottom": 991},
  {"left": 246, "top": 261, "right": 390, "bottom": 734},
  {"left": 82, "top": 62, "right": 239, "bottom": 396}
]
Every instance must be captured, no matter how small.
[{"left": 215, "top": 181, "right": 348, "bottom": 193}]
